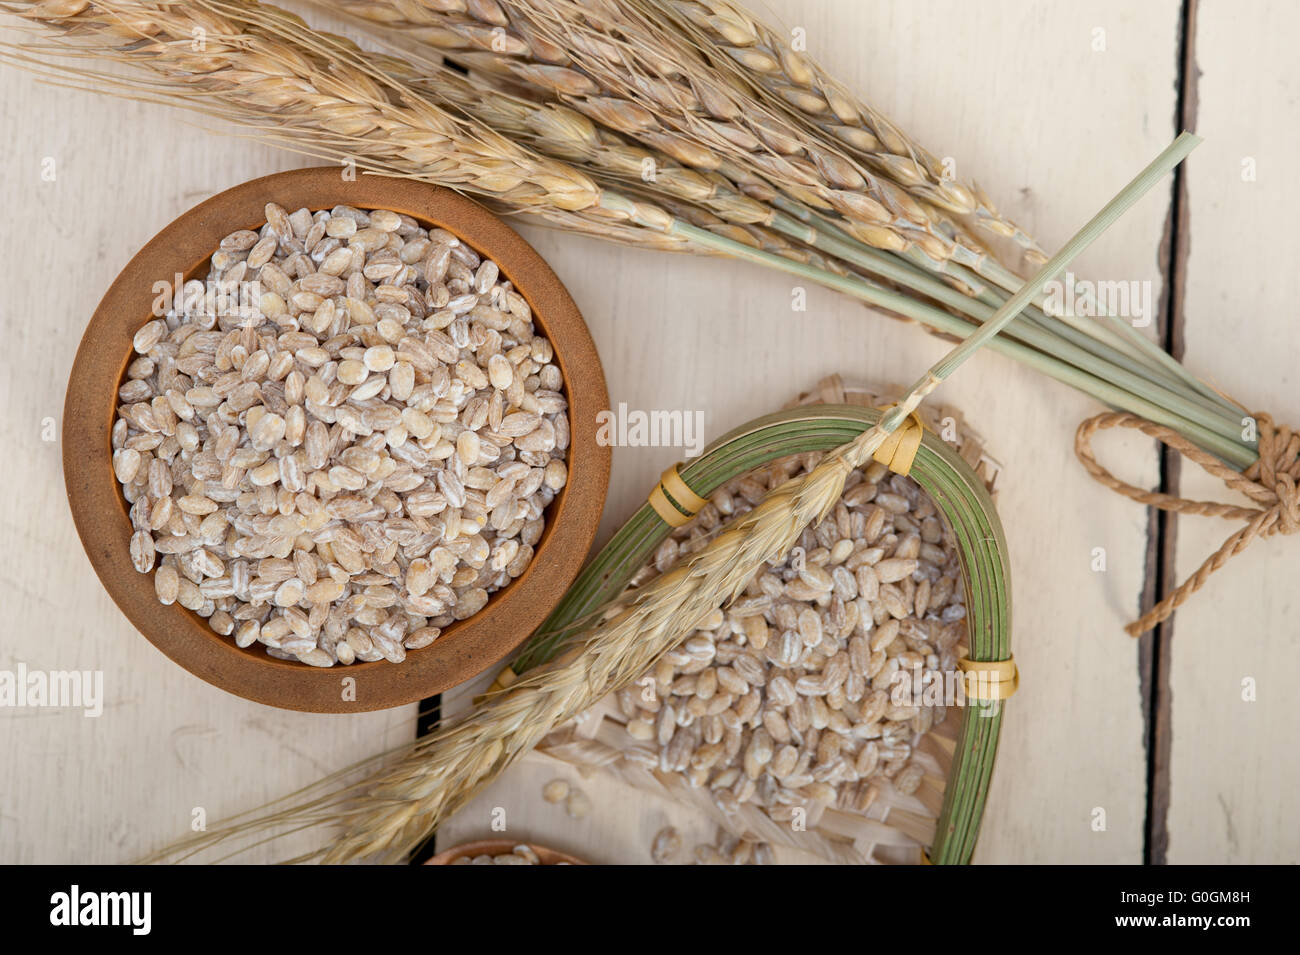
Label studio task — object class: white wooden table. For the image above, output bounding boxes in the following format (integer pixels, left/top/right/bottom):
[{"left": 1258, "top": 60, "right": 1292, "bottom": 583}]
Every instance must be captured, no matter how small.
[{"left": 1, "top": 0, "right": 1294, "bottom": 864}]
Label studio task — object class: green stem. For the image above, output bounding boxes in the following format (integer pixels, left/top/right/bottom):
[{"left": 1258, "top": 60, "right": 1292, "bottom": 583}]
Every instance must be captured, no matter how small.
[
  {"left": 920, "top": 250, "right": 1218, "bottom": 408},
  {"left": 766, "top": 211, "right": 1241, "bottom": 443},
  {"left": 980, "top": 255, "right": 1244, "bottom": 418},
  {"left": 919, "top": 134, "right": 1202, "bottom": 389},
  {"left": 596, "top": 204, "right": 1253, "bottom": 468},
  {"left": 776, "top": 194, "right": 1223, "bottom": 416}
]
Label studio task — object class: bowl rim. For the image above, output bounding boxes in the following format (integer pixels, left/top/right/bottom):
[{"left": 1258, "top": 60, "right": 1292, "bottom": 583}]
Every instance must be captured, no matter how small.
[
  {"left": 63, "top": 166, "right": 610, "bottom": 712},
  {"left": 424, "top": 839, "right": 588, "bottom": 865}
]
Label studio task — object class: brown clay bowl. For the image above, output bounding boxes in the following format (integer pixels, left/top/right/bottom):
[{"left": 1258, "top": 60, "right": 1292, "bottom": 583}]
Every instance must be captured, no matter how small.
[
  {"left": 425, "top": 839, "right": 588, "bottom": 865},
  {"left": 63, "top": 167, "right": 610, "bottom": 712}
]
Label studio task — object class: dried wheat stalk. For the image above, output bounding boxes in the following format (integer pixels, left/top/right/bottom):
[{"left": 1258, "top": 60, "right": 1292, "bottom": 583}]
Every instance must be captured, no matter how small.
[
  {"left": 322, "top": 0, "right": 995, "bottom": 269},
  {"left": 324, "top": 0, "right": 1248, "bottom": 437},
  {"left": 0, "top": 1, "right": 961, "bottom": 309},
  {"left": 399, "top": 56, "right": 1214, "bottom": 421},
  {"left": 4, "top": 1, "right": 1250, "bottom": 461},
  {"left": 0, "top": 1, "right": 1039, "bottom": 392},
  {"left": 143, "top": 411, "right": 903, "bottom": 861},
  {"left": 654, "top": 0, "right": 1044, "bottom": 261},
  {"left": 1, "top": 0, "right": 700, "bottom": 250},
  {"left": 164, "top": 407, "right": 909, "bottom": 862}
]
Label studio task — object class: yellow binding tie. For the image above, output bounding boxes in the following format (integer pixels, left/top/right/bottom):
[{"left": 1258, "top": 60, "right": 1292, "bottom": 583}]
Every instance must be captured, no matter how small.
[
  {"left": 873, "top": 405, "right": 927, "bottom": 476},
  {"left": 958, "top": 654, "right": 1019, "bottom": 700},
  {"left": 648, "top": 463, "right": 708, "bottom": 528}
]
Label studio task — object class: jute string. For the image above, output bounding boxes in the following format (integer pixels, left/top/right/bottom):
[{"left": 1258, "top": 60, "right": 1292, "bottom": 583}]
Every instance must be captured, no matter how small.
[{"left": 1075, "top": 411, "right": 1300, "bottom": 637}]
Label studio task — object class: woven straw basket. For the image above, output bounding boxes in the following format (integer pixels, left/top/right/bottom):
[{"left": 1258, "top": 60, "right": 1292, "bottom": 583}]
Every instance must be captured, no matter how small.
[{"left": 494, "top": 375, "right": 1013, "bottom": 864}]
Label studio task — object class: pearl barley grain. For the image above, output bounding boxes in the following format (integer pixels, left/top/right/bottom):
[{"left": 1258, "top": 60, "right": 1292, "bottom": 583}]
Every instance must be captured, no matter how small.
[
  {"left": 542, "top": 779, "right": 569, "bottom": 803},
  {"left": 114, "top": 204, "right": 569, "bottom": 673},
  {"left": 606, "top": 453, "right": 965, "bottom": 834}
]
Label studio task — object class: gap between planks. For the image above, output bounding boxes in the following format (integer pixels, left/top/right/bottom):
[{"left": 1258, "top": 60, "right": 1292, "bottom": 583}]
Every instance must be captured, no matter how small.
[{"left": 1141, "top": 0, "right": 1200, "bottom": 868}]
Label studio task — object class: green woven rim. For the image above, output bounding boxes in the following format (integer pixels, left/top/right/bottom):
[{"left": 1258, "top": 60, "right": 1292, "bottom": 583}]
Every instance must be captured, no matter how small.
[{"left": 512, "top": 403, "right": 1011, "bottom": 864}]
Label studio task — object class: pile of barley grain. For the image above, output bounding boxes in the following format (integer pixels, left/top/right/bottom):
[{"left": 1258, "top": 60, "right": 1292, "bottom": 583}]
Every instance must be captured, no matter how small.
[
  {"left": 614, "top": 453, "right": 965, "bottom": 819},
  {"left": 450, "top": 844, "right": 549, "bottom": 865},
  {"left": 541, "top": 778, "right": 591, "bottom": 819},
  {"left": 112, "top": 203, "right": 569, "bottom": 667},
  {"left": 651, "top": 825, "right": 774, "bottom": 865}
]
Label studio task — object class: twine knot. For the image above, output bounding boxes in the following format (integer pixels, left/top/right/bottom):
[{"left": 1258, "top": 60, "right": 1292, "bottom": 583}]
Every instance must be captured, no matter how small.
[
  {"left": 1075, "top": 411, "right": 1300, "bottom": 637},
  {"left": 1274, "top": 473, "right": 1300, "bottom": 534}
]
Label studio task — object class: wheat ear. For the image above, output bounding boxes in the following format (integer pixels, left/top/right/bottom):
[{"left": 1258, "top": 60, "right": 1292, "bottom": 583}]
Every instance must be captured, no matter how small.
[
  {"left": 319, "top": 0, "right": 997, "bottom": 267},
  {"left": 654, "top": 0, "right": 1044, "bottom": 259},
  {"left": 0, "top": 0, "right": 707, "bottom": 247}
]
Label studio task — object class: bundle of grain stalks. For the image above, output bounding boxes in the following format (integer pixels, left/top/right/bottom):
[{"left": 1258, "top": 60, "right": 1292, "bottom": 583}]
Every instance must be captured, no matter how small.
[
  {"left": 0, "top": 1, "right": 1254, "bottom": 468},
  {"left": 6, "top": 1, "right": 1283, "bottom": 642}
]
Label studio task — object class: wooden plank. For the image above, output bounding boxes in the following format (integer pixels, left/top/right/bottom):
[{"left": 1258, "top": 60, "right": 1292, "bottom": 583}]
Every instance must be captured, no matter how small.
[
  {"left": 440, "top": 0, "right": 1181, "bottom": 863},
  {"left": 0, "top": 0, "right": 1187, "bottom": 865},
  {"left": 0, "top": 42, "right": 415, "bottom": 864},
  {"left": 1168, "top": 0, "right": 1300, "bottom": 864}
]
